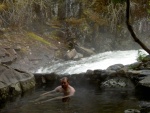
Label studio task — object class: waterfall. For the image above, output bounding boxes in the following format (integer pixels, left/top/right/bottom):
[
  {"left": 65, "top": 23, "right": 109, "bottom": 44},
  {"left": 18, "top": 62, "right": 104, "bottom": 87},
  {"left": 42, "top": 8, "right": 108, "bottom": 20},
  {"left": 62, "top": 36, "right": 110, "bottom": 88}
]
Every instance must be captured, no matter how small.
[{"left": 36, "top": 50, "right": 148, "bottom": 75}]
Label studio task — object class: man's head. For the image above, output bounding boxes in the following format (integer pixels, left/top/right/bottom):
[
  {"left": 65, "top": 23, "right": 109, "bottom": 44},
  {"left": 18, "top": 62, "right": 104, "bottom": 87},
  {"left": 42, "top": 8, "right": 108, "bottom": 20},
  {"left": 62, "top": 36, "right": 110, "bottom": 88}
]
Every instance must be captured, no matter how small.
[{"left": 60, "top": 77, "right": 69, "bottom": 89}]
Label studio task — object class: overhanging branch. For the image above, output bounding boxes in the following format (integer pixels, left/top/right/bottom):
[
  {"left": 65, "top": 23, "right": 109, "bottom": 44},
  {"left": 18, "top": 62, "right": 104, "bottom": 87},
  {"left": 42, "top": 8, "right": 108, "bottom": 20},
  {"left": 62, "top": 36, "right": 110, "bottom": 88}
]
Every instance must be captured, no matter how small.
[{"left": 126, "top": 0, "right": 150, "bottom": 54}]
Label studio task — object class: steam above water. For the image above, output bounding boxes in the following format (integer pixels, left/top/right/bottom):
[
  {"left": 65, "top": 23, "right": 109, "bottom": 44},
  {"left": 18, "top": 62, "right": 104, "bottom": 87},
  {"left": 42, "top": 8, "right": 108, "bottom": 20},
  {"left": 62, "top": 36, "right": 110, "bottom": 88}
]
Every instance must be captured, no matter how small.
[{"left": 36, "top": 50, "right": 147, "bottom": 75}]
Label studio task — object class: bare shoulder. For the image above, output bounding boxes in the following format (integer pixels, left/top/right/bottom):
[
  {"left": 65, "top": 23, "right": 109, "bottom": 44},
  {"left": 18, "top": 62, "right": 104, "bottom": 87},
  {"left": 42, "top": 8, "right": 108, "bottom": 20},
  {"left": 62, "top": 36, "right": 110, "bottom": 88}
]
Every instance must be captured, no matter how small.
[
  {"left": 54, "top": 86, "right": 63, "bottom": 92},
  {"left": 69, "top": 85, "right": 75, "bottom": 93}
]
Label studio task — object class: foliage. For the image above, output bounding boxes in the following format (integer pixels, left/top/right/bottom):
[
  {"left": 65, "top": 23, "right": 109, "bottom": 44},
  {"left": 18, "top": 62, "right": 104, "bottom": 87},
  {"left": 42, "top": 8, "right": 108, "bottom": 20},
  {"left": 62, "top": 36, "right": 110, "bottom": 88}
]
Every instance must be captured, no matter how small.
[
  {"left": 83, "top": 9, "right": 108, "bottom": 26},
  {"left": 147, "top": 1, "right": 150, "bottom": 14},
  {"left": 0, "top": 0, "right": 51, "bottom": 27},
  {"left": 0, "top": 3, "right": 6, "bottom": 11},
  {"left": 111, "top": 0, "right": 126, "bottom": 4},
  {"left": 137, "top": 50, "right": 147, "bottom": 62},
  {"left": 106, "top": 2, "right": 126, "bottom": 32}
]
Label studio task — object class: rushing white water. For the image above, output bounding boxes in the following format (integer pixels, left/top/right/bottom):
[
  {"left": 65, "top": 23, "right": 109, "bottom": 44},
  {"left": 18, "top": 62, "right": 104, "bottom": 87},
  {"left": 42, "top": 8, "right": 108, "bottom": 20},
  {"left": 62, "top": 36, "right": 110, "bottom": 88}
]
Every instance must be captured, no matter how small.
[{"left": 36, "top": 50, "right": 148, "bottom": 74}]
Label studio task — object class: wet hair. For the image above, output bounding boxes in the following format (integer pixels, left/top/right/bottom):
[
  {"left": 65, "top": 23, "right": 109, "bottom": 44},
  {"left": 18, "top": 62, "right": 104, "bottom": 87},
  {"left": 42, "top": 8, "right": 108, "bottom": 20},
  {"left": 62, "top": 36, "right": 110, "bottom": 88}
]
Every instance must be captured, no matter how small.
[{"left": 60, "top": 77, "right": 69, "bottom": 83}]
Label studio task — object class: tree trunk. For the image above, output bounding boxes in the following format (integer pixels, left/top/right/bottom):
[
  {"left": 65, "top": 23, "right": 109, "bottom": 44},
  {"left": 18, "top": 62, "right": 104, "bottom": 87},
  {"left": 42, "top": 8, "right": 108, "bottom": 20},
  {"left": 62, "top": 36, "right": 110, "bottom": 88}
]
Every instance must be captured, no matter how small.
[{"left": 126, "top": 0, "right": 150, "bottom": 54}]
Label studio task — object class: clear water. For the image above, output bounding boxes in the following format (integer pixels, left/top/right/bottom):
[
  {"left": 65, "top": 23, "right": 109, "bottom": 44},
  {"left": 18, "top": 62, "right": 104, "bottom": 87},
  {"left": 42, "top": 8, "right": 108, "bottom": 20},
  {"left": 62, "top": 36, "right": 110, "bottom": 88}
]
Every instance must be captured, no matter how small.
[
  {"left": 36, "top": 50, "right": 147, "bottom": 74},
  {"left": 0, "top": 85, "right": 141, "bottom": 113}
]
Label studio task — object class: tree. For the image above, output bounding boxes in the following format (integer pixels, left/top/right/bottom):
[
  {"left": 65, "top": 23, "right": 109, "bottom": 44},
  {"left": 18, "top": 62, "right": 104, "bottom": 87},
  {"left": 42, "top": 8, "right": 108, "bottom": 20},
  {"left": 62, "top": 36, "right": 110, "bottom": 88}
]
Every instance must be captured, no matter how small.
[{"left": 126, "top": 0, "right": 150, "bottom": 54}]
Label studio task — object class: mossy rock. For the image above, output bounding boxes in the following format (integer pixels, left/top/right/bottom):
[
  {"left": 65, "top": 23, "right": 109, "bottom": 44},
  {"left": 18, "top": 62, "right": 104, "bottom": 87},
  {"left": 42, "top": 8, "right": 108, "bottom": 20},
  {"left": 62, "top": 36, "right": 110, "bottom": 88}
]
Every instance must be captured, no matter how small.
[
  {"left": 27, "top": 32, "right": 58, "bottom": 49},
  {"left": 142, "top": 55, "right": 150, "bottom": 62}
]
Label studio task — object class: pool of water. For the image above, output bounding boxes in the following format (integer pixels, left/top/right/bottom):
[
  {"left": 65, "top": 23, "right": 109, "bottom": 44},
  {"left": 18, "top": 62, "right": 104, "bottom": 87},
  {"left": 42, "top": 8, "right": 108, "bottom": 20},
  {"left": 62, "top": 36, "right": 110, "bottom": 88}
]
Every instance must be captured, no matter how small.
[{"left": 0, "top": 85, "right": 142, "bottom": 113}]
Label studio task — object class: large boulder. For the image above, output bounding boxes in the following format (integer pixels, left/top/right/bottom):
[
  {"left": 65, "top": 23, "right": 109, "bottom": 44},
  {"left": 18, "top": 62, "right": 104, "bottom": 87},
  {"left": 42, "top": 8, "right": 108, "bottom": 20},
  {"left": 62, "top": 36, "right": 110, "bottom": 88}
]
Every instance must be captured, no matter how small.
[
  {"left": 64, "top": 49, "right": 83, "bottom": 60},
  {"left": 139, "top": 75, "right": 150, "bottom": 87},
  {"left": 0, "top": 64, "right": 35, "bottom": 100},
  {"left": 75, "top": 45, "right": 95, "bottom": 56},
  {"left": 64, "top": 49, "right": 77, "bottom": 60},
  {"left": 106, "top": 64, "right": 127, "bottom": 77},
  {"left": 128, "top": 70, "right": 150, "bottom": 88}
]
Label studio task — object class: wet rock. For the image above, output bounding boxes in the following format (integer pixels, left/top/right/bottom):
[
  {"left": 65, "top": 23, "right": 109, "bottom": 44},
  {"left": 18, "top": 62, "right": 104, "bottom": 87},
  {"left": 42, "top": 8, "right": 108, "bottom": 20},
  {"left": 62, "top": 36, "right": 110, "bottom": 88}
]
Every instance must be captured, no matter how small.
[
  {"left": 75, "top": 45, "right": 95, "bottom": 56},
  {"left": 128, "top": 70, "right": 150, "bottom": 88},
  {"left": 44, "top": 72, "right": 59, "bottom": 81},
  {"left": 73, "top": 52, "right": 83, "bottom": 59},
  {"left": 84, "top": 69, "right": 108, "bottom": 82},
  {"left": 107, "top": 64, "right": 124, "bottom": 71},
  {"left": 129, "top": 62, "right": 142, "bottom": 70},
  {"left": 105, "top": 70, "right": 117, "bottom": 77},
  {"left": 84, "top": 69, "right": 94, "bottom": 80},
  {"left": 142, "top": 55, "right": 150, "bottom": 62},
  {"left": 139, "top": 76, "right": 150, "bottom": 88},
  {"left": 139, "top": 101, "right": 150, "bottom": 113},
  {"left": 64, "top": 49, "right": 83, "bottom": 60},
  {"left": 106, "top": 64, "right": 126, "bottom": 77},
  {"left": 64, "top": 49, "right": 77, "bottom": 60},
  {"left": 33, "top": 72, "right": 59, "bottom": 84},
  {"left": 101, "top": 78, "right": 126, "bottom": 88},
  {"left": 124, "top": 109, "right": 140, "bottom": 113},
  {"left": 93, "top": 69, "right": 108, "bottom": 81},
  {"left": 0, "top": 64, "right": 35, "bottom": 100},
  {"left": 101, "top": 77, "right": 134, "bottom": 88}
]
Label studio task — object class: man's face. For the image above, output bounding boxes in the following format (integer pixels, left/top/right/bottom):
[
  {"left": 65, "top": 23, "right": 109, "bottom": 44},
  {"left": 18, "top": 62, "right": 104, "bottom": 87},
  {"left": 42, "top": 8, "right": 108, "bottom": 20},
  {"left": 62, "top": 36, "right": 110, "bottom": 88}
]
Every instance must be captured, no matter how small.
[{"left": 61, "top": 80, "right": 69, "bottom": 89}]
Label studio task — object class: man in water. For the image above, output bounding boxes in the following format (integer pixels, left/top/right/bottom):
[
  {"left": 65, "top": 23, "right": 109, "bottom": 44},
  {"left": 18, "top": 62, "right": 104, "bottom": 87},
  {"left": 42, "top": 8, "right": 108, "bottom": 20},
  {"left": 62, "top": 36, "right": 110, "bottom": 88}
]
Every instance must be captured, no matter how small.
[{"left": 34, "top": 77, "right": 75, "bottom": 103}]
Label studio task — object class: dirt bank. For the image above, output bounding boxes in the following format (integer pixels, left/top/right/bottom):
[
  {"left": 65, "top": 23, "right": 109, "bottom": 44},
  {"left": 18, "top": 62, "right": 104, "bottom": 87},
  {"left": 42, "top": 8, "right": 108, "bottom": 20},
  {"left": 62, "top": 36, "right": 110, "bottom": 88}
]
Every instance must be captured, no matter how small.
[{"left": 0, "top": 28, "right": 67, "bottom": 73}]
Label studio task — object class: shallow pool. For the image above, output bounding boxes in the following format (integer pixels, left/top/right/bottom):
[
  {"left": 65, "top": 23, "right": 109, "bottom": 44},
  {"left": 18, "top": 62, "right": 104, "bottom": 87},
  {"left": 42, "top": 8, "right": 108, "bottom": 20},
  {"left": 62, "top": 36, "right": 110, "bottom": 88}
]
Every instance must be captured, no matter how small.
[{"left": 0, "top": 85, "right": 142, "bottom": 113}]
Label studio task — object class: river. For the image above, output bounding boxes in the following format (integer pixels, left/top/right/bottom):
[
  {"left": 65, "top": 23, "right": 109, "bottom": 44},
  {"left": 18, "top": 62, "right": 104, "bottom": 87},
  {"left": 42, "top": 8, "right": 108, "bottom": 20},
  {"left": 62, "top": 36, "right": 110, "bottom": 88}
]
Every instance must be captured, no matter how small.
[{"left": 36, "top": 49, "right": 147, "bottom": 74}]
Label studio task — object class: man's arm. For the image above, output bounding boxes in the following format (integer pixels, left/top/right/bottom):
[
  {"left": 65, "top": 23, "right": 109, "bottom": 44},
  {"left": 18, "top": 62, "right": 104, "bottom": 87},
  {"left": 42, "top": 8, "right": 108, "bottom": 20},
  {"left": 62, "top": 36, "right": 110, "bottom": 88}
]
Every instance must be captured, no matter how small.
[
  {"left": 31, "top": 86, "right": 61, "bottom": 103},
  {"left": 39, "top": 94, "right": 74, "bottom": 103},
  {"left": 40, "top": 86, "right": 61, "bottom": 96},
  {"left": 39, "top": 88, "right": 75, "bottom": 103},
  {"left": 40, "top": 90, "right": 56, "bottom": 96}
]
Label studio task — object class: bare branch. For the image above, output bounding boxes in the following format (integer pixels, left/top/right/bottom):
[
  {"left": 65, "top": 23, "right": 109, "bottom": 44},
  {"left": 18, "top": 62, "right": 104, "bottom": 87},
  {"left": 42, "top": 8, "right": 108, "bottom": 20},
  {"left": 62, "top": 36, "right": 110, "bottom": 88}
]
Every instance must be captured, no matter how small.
[{"left": 126, "top": 0, "right": 150, "bottom": 54}]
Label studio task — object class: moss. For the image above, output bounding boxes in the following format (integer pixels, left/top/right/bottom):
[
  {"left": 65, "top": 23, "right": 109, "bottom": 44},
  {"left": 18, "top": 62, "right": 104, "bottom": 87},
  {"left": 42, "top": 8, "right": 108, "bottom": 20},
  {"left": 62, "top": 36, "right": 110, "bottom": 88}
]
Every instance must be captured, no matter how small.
[
  {"left": 27, "top": 32, "right": 57, "bottom": 49},
  {"left": 27, "top": 32, "right": 50, "bottom": 45},
  {"left": 20, "top": 77, "right": 36, "bottom": 92},
  {"left": 0, "top": 3, "right": 7, "bottom": 12}
]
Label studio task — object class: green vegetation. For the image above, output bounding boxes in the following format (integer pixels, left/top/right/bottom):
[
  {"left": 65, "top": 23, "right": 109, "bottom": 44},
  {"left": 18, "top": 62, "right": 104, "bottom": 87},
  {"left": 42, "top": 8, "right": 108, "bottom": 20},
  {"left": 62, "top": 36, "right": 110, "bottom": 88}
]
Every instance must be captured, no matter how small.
[
  {"left": 0, "top": 3, "right": 6, "bottom": 11},
  {"left": 111, "top": 0, "right": 126, "bottom": 4},
  {"left": 0, "top": 0, "right": 148, "bottom": 52},
  {"left": 0, "top": 0, "right": 50, "bottom": 27},
  {"left": 27, "top": 32, "right": 49, "bottom": 45},
  {"left": 137, "top": 50, "right": 147, "bottom": 62},
  {"left": 147, "top": 1, "right": 150, "bottom": 15},
  {"left": 27, "top": 32, "right": 57, "bottom": 49}
]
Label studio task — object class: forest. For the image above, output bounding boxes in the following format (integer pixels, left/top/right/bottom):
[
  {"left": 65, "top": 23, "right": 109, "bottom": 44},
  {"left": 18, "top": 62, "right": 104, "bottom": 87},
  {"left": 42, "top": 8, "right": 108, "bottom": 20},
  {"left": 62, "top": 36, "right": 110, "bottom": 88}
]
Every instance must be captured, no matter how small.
[{"left": 0, "top": 0, "right": 149, "bottom": 53}]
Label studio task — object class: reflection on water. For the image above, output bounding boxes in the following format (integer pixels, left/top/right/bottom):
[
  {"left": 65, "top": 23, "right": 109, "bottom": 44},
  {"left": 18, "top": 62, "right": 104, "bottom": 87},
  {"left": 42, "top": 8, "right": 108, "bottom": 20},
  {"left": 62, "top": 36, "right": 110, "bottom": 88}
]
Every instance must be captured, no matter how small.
[{"left": 0, "top": 85, "right": 141, "bottom": 113}]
